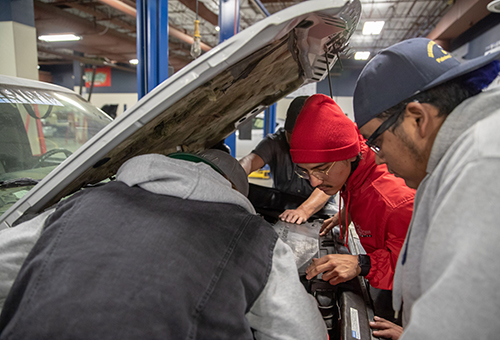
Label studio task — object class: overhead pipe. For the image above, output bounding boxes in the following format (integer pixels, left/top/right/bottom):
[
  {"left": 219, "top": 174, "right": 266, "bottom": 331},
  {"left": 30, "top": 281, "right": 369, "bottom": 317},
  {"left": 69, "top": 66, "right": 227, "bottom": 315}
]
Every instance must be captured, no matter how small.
[
  {"left": 250, "top": 0, "right": 270, "bottom": 17},
  {"left": 169, "top": 27, "right": 212, "bottom": 52},
  {"left": 98, "top": 0, "right": 137, "bottom": 17},
  {"left": 97, "top": 0, "right": 212, "bottom": 51},
  {"left": 37, "top": 47, "right": 137, "bottom": 73},
  {"left": 426, "top": 0, "right": 492, "bottom": 42}
]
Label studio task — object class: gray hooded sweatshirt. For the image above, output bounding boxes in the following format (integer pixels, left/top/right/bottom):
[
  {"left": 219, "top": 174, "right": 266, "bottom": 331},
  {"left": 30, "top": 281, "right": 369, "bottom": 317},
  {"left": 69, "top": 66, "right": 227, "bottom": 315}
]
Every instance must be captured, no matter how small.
[
  {"left": 393, "top": 86, "right": 500, "bottom": 339},
  {"left": 0, "top": 154, "right": 327, "bottom": 340}
]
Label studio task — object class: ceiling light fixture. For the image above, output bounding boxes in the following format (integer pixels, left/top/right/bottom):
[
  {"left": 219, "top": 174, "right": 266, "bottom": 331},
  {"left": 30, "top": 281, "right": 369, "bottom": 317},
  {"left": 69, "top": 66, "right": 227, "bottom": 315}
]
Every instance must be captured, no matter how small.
[
  {"left": 362, "top": 21, "right": 385, "bottom": 35},
  {"left": 129, "top": 59, "right": 139, "bottom": 65},
  {"left": 190, "top": 0, "right": 202, "bottom": 59},
  {"left": 38, "top": 34, "right": 81, "bottom": 42},
  {"left": 354, "top": 51, "right": 370, "bottom": 60},
  {"left": 487, "top": 0, "right": 500, "bottom": 12}
]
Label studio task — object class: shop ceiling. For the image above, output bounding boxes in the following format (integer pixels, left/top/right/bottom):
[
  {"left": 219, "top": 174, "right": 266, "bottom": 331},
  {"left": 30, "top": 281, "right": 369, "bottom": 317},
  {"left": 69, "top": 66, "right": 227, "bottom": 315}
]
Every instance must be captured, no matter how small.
[{"left": 35, "top": 0, "right": 494, "bottom": 73}]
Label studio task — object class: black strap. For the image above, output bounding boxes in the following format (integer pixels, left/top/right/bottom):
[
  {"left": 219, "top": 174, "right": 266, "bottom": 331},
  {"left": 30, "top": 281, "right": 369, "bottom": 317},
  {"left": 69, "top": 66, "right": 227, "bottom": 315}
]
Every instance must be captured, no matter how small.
[{"left": 358, "top": 254, "right": 371, "bottom": 277}]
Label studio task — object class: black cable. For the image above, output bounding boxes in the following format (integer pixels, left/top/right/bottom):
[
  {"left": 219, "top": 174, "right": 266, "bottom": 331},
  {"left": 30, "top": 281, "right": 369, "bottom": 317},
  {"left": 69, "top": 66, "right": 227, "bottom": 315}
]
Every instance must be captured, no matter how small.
[{"left": 324, "top": 52, "right": 333, "bottom": 99}]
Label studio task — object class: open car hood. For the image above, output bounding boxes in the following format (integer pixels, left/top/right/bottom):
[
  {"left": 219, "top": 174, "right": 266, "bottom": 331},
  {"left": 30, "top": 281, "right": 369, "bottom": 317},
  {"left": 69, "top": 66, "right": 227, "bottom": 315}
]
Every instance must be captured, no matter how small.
[{"left": 0, "top": 0, "right": 361, "bottom": 229}]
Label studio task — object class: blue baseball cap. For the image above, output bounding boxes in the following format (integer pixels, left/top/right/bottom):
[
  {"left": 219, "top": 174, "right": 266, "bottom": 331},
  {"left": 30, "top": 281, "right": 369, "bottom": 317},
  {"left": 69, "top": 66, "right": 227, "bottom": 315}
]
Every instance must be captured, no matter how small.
[{"left": 353, "top": 38, "right": 500, "bottom": 128}]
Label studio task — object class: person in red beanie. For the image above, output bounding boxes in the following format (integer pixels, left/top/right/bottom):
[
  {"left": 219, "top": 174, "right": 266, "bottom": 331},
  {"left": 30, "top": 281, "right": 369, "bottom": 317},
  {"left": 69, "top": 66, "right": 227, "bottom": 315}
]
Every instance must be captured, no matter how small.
[
  {"left": 239, "top": 96, "right": 335, "bottom": 224},
  {"left": 290, "top": 94, "right": 415, "bottom": 297}
]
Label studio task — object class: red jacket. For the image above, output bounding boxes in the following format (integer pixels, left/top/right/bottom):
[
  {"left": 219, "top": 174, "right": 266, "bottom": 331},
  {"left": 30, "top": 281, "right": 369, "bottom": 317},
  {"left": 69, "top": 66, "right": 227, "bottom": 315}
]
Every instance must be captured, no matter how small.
[{"left": 341, "top": 137, "right": 415, "bottom": 290}]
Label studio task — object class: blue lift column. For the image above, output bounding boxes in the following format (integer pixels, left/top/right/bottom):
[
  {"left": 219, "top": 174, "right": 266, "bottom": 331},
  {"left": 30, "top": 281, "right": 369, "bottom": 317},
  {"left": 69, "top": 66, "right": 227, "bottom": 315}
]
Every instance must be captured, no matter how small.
[
  {"left": 219, "top": 0, "right": 240, "bottom": 157},
  {"left": 251, "top": 0, "right": 277, "bottom": 138},
  {"left": 263, "top": 103, "right": 276, "bottom": 136},
  {"left": 137, "top": 0, "right": 169, "bottom": 99}
]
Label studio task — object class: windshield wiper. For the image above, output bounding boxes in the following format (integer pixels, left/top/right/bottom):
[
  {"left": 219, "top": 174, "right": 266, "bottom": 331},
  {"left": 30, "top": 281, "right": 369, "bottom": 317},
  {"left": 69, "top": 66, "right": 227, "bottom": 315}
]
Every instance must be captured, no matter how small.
[{"left": 0, "top": 177, "right": 40, "bottom": 189}]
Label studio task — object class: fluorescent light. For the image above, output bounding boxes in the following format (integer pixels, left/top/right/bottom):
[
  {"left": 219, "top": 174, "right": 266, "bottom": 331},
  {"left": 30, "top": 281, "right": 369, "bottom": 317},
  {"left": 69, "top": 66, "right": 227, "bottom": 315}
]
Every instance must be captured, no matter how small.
[
  {"left": 362, "top": 21, "right": 385, "bottom": 35},
  {"left": 487, "top": 0, "right": 500, "bottom": 12},
  {"left": 354, "top": 51, "right": 370, "bottom": 60},
  {"left": 215, "top": 26, "right": 220, "bottom": 32},
  {"left": 129, "top": 59, "right": 139, "bottom": 65},
  {"left": 38, "top": 34, "right": 81, "bottom": 42}
]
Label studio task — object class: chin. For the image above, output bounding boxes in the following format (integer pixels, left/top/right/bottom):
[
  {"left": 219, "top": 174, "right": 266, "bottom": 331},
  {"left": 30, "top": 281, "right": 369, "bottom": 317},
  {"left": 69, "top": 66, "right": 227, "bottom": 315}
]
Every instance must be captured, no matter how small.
[
  {"left": 319, "top": 187, "right": 338, "bottom": 196},
  {"left": 403, "top": 178, "right": 419, "bottom": 190}
]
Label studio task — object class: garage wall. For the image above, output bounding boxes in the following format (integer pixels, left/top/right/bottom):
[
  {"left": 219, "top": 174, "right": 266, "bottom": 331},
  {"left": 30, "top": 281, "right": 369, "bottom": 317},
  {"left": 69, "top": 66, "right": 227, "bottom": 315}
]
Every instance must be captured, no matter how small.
[
  {"left": 0, "top": 21, "right": 38, "bottom": 80},
  {"left": 85, "top": 92, "right": 138, "bottom": 117}
]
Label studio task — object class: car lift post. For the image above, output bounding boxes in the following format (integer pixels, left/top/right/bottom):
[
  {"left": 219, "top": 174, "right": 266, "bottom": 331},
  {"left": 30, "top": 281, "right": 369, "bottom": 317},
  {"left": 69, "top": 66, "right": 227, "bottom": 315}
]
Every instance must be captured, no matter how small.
[
  {"left": 264, "top": 102, "right": 276, "bottom": 137},
  {"left": 251, "top": 0, "right": 276, "bottom": 138},
  {"left": 219, "top": 0, "right": 240, "bottom": 156},
  {"left": 136, "top": 0, "right": 169, "bottom": 99}
]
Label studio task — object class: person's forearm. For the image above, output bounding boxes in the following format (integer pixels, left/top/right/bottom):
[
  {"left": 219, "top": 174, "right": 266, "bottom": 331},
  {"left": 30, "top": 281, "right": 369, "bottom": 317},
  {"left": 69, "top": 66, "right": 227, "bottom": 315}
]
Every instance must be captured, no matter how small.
[
  {"left": 238, "top": 153, "right": 264, "bottom": 176},
  {"left": 296, "top": 188, "right": 331, "bottom": 218},
  {"left": 238, "top": 156, "right": 253, "bottom": 175}
]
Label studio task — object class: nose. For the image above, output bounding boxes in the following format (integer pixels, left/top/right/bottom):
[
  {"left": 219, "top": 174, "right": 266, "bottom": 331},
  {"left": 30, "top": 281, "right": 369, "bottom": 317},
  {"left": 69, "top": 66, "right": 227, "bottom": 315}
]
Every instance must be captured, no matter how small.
[{"left": 309, "top": 175, "right": 323, "bottom": 188}]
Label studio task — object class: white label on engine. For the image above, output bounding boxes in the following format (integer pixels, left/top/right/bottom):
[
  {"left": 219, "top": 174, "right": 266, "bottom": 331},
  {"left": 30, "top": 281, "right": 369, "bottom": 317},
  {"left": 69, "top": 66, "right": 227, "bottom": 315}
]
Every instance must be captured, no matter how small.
[{"left": 350, "top": 307, "right": 361, "bottom": 339}]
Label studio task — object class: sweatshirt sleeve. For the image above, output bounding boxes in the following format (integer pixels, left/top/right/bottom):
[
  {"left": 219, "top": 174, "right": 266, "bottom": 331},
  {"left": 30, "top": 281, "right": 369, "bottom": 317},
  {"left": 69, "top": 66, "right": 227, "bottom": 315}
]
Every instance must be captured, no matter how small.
[
  {"left": 365, "top": 198, "right": 413, "bottom": 290},
  {"left": 252, "top": 134, "right": 275, "bottom": 166},
  {"left": 400, "top": 158, "right": 500, "bottom": 339},
  {"left": 0, "top": 209, "right": 54, "bottom": 312},
  {"left": 246, "top": 238, "right": 328, "bottom": 340}
]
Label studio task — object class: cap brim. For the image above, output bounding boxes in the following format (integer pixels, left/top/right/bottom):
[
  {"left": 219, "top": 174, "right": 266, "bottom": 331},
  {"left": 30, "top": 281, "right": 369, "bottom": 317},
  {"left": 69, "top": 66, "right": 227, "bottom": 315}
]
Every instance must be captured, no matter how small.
[
  {"left": 198, "top": 149, "right": 249, "bottom": 197},
  {"left": 168, "top": 152, "right": 224, "bottom": 176},
  {"left": 422, "top": 50, "right": 500, "bottom": 92},
  {"left": 169, "top": 151, "right": 250, "bottom": 197}
]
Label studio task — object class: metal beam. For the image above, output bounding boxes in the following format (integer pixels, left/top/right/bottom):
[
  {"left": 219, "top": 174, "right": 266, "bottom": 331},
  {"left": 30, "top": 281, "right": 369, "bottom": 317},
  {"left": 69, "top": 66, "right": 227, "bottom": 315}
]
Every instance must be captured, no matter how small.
[
  {"left": 249, "top": 0, "right": 270, "bottom": 17},
  {"left": 97, "top": 0, "right": 212, "bottom": 51},
  {"left": 177, "top": 0, "right": 218, "bottom": 27},
  {"left": 64, "top": 2, "right": 136, "bottom": 32},
  {"left": 37, "top": 46, "right": 137, "bottom": 72},
  {"left": 427, "top": 0, "right": 492, "bottom": 48},
  {"left": 35, "top": 0, "right": 137, "bottom": 63}
]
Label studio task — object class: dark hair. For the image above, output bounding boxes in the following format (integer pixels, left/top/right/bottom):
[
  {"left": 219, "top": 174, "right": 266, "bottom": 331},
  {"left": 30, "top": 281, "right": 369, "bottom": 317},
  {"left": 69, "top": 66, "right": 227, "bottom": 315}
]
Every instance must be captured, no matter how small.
[
  {"left": 349, "top": 153, "right": 362, "bottom": 177},
  {"left": 376, "top": 60, "right": 500, "bottom": 130},
  {"left": 285, "top": 96, "right": 309, "bottom": 132}
]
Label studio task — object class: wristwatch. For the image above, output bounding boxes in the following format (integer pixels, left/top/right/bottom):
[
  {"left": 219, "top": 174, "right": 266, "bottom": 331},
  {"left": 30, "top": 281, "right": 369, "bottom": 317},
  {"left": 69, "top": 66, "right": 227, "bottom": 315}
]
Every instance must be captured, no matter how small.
[{"left": 357, "top": 255, "right": 371, "bottom": 277}]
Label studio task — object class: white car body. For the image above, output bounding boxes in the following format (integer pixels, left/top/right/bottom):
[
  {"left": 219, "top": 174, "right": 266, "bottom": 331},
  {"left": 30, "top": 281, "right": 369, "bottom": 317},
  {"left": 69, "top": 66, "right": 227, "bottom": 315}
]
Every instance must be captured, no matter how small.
[{"left": 0, "top": 0, "right": 361, "bottom": 229}]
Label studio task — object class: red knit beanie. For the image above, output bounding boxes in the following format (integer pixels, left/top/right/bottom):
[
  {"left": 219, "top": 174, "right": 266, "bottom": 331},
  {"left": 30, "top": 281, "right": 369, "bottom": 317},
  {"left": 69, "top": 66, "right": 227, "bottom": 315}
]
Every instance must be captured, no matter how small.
[{"left": 290, "top": 94, "right": 360, "bottom": 163}]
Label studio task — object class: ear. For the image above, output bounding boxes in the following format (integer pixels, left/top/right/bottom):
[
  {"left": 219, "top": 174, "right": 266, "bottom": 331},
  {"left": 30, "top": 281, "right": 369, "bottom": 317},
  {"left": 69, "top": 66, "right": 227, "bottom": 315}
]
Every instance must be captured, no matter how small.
[{"left": 405, "top": 102, "right": 436, "bottom": 139}]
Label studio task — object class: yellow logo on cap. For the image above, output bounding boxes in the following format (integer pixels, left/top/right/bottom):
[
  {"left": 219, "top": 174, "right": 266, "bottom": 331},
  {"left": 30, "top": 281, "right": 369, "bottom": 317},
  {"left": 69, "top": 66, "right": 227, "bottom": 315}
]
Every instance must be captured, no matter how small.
[{"left": 427, "top": 41, "right": 452, "bottom": 63}]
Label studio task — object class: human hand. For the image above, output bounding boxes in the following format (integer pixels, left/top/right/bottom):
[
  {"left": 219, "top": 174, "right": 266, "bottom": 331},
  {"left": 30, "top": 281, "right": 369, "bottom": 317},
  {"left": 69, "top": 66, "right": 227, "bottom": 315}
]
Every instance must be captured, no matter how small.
[
  {"left": 370, "top": 316, "right": 403, "bottom": 340},
  {"left": 305, "top": 254, "right": 360, "bottom": 285},
  {"left": 279, "top": 208, "right": 308, "bottom": 224},
  {"left": 319, "top": 213, "right": 339, "bottom": 236}
]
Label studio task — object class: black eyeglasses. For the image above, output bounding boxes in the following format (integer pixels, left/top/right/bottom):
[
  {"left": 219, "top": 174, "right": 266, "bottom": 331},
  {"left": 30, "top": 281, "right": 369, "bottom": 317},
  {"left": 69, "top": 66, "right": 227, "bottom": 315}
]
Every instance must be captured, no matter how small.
[{"left": 365, "top": 102, "right": 412, "bottom": 154}]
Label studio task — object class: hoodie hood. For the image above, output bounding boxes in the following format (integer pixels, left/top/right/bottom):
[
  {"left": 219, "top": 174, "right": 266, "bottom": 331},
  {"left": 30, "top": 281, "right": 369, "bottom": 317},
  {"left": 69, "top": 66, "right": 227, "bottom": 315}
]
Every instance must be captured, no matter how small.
[
  {"left": 116, "top": 154, "right": 255, "bottom": 214},
  {"left": 344, "top": 130, "right": 376, "bottom": 193}
]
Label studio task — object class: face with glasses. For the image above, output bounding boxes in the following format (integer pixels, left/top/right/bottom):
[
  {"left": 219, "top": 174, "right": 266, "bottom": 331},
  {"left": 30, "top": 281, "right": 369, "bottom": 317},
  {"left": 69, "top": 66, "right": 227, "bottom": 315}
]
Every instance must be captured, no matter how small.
[
  {"left": 364, "top": 107, "right": 405, "bottom": 155},
  {"left": 295, "top": 159, "right": 354, "bottom": 195},
  {"left": 359, "top": 101, "right": 437, "bottom": 189}
]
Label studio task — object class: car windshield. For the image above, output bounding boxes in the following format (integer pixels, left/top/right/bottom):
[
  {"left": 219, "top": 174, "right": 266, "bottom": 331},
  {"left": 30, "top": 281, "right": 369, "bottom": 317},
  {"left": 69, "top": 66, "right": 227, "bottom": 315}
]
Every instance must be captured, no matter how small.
[{"left": 0, "top": 84, "right": 112, "bottom": 214}]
